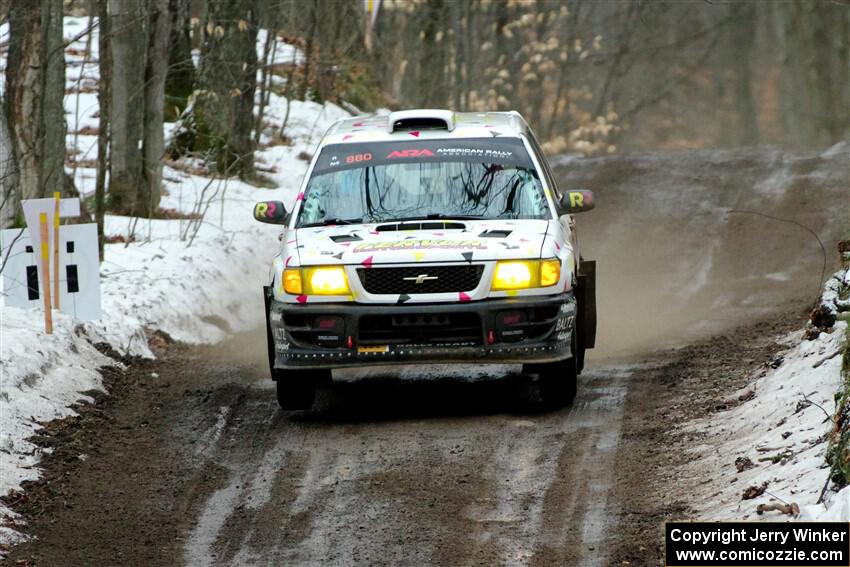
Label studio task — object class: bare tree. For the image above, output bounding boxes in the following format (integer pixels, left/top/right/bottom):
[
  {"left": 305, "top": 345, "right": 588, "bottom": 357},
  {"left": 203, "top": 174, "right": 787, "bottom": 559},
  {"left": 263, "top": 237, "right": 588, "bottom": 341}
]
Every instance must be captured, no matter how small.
[
  {"left": 4, "top": 0, "right": 66, "bottom": 211},
  {"left": 164, "top": 0, "right": 195, "bottom": 121},
  {"left": 141, "top": 0, "right": 170, "bottom": 216},
  {"left": 95, "top": 0, "right": 109, "bottom": 255},
  {"left": 192, "top": 0, "right": 259, "bottom": 179},
  {"left": 107, "top": 0, "right": 148, "bottom": 214},
  {"left": 108, "top": 0, "right": 170, "bottom": 216}
]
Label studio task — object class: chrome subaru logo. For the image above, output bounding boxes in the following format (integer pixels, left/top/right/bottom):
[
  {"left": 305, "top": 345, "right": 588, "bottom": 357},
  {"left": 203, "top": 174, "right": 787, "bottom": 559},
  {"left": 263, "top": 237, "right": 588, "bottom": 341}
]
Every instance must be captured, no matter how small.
[{"left": 403, "top": 274, "right": 439, "bottom": 284}]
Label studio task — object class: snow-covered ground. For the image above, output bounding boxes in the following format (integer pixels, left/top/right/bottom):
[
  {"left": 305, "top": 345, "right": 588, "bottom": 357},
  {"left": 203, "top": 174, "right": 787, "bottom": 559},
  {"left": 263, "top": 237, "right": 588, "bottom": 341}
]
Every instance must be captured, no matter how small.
[
  {"left": 679, "top": 316, "right": 849, "bottom": 522},
  {"left": 0, "top": 17, "right": 350, "bottom": 547}
]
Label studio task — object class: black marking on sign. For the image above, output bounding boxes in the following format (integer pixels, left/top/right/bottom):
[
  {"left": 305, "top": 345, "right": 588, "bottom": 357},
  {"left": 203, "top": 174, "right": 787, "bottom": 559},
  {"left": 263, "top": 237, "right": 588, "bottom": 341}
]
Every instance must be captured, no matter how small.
[
  {"left": 25, "top": 245, "right": 33, "bottom": 253},
  {"left": 26, "top": 265, "right": 39, "bottom": 300},
  {"left": 66, "top": 264, "right": 79, "bottom": 293},
  {"left": 66, "top": 241, "right": 75, "bottom": 253}
]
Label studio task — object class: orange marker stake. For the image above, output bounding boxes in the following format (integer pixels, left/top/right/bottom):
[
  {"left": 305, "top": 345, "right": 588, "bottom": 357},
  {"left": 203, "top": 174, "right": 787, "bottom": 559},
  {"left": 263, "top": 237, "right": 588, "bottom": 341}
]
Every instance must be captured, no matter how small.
[
  {"left": 53, "top": 191, "right": 60, "bottom": 310},
  {"left": 39, "top": 213, "right": 53, "bottom": 334}
]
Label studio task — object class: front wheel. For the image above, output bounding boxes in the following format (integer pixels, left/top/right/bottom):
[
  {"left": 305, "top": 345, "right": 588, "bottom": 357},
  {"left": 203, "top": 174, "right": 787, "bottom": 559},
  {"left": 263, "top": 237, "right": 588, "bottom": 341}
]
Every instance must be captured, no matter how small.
[
  {"left": 274, "top": 369, "right": 328, "bottom": 410},
  {"left": 535, "top": 335, "right": 578, "bottom": 407}
]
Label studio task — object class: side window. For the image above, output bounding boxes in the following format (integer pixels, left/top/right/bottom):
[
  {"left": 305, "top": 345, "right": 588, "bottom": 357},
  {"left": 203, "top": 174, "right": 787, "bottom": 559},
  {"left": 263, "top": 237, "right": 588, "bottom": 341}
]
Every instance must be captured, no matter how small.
[{"left": 526, "top": 130, "right": 561, "bottom": 199}]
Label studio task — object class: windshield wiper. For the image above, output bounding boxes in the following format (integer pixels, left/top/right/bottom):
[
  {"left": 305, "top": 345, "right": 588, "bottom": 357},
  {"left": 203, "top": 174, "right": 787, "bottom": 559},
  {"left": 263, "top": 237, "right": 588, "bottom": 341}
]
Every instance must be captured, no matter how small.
[
  {"left": 300, "top": 217, "right": 362, "bottom": 228},
  {"left": 381, "top": 213, "right": 483, "bottom": 223}
]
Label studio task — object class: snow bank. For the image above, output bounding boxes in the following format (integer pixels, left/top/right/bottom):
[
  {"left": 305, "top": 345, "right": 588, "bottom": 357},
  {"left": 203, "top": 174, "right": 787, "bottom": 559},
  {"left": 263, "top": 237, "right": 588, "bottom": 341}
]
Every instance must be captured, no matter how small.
[
  {"left": 0, "top": 17, "right": 351, "bottom": 548},
  {"left": 680, "top": 321, "right": 848, "bottom": 522},
  {"left": 800, "top": 486, "right": 850, "bottom": 522}
]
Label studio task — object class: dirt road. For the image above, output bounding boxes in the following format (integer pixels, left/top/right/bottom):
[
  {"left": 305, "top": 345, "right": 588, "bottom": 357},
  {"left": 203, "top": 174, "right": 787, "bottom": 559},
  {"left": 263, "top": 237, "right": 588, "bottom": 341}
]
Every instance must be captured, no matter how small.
[
  {"left": 3, "top": 145, "right": 845, "bottom": 566},
  {"left": 3, "top": 311, "right": 803, "bottom": 567}
]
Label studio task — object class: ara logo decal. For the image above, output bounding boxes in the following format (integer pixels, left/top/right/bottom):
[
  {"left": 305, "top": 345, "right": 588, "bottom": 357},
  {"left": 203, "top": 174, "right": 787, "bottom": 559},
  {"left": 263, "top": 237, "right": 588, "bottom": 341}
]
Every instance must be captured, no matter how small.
[{"left": 386, "top": 149, "right": 435, "bottom": 159}]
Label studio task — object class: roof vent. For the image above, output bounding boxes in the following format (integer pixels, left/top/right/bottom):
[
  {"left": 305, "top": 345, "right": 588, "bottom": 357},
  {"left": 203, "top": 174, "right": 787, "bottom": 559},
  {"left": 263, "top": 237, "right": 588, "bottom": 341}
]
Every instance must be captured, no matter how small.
[{"left": 388, "top": 109, "right": 455, "bottom": 133}]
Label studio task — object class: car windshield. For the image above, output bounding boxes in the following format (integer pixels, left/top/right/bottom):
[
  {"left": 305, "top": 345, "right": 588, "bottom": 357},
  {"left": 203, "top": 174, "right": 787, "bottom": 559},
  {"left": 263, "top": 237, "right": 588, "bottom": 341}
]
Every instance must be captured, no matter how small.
[{"left": 296, "top": 138, "right": 551, "bottom": 227}]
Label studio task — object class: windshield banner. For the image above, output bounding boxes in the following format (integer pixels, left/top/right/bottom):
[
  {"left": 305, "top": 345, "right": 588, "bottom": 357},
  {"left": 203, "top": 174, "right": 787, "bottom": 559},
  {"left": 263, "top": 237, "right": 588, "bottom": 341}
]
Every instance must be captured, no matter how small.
[{"left": 312, "top": 137, "right": 534, "bottom": 175}]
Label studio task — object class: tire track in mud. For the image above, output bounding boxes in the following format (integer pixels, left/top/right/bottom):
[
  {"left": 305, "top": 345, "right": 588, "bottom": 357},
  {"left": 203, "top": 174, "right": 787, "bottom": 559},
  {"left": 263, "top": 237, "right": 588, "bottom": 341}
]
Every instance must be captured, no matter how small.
[{"left": 176, "top": 363, "right": 631, "bottom": 567}]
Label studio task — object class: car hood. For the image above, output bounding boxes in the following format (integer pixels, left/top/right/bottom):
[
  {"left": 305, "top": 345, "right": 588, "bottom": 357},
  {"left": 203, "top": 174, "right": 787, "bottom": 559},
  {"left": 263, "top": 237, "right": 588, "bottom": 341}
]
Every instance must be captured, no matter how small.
[{"left": 292, "top": 220, "right": 551, "bottom": 266}]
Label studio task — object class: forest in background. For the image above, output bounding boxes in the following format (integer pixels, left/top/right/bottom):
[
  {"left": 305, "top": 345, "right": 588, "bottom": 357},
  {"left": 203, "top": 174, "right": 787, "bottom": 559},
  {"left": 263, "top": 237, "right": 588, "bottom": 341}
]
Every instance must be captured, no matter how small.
[{"left": 0, "top": 0, "right": 847, "bottom": 233}]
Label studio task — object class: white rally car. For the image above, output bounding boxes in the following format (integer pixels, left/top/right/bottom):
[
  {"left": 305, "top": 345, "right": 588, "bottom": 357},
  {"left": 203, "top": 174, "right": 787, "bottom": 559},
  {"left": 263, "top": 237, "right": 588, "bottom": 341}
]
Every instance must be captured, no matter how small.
[{"left": 254, "top": 109, "right": 596, "bottom": 409}]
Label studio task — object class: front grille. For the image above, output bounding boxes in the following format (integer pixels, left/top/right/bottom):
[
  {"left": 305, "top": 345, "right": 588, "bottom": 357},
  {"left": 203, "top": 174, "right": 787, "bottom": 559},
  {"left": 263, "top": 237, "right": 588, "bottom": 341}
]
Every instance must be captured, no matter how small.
[
  {"left": 359, "top": 313, "right": 483, "bottom": 345},
  {"left": 356, "top": 265, "right": 484, "bottom": 295}
]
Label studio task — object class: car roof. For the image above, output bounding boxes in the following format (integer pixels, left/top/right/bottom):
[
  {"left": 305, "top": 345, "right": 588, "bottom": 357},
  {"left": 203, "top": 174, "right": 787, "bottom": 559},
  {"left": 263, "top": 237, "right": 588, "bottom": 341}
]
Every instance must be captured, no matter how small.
[{"left": 319, "top": 109, "right": 531, "bottom": 147}]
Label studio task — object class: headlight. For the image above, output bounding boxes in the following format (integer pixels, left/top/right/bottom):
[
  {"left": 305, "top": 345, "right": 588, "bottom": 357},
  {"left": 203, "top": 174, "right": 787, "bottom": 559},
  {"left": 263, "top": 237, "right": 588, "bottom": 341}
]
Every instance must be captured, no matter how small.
[
  {"left": 539, "top": 259, "right": 561, "bottom": 287},
  {"left": 491, "top": 259, "right": 561, "bottom": 290},
  {"left": 305, "top": 266, "right": 350, "bottom": 295},
  {"left": 283, "top": 266, "right": 351, "bottom": 295},
  {"left": 283, "top": 268, "right": 303, "bottom": 294},
  {"left": 492, "top": 260, "right": 537, "bottom": 290}
]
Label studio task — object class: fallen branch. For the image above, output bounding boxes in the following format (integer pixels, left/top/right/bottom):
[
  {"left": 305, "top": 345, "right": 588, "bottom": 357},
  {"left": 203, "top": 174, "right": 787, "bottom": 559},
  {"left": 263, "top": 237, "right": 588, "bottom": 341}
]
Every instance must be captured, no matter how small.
[
  {"left": 812, "top": 350, "right": 842, "bottom": 368},
  {"left": 817, "top": 474, "right": 830, "bottom": 505},
  {"left": 800, "top": 393, "right": 832, "bottom": 422},
  {"left": 756, "top": 502, "right": 799, "bottom": 516}
]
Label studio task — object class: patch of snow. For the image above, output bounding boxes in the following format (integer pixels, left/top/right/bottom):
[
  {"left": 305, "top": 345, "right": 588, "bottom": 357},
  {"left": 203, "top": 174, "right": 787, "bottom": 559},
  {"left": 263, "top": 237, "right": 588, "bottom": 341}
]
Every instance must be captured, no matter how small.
[
  {"left": 256, "top": 29, "right": 304, "bottom": 66},
  {"left": 799, "top": 486, "right": 850, "bottom": 522},
  {"left": 679, "top": 321, "right": 848, "bottom": 522}
]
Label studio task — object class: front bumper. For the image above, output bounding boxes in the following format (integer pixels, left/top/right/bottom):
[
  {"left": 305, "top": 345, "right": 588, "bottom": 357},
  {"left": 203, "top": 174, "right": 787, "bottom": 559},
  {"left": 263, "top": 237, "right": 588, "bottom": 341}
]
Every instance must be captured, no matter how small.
[{"left": 266, "top": 291, "right": 576, "bottom": 370}]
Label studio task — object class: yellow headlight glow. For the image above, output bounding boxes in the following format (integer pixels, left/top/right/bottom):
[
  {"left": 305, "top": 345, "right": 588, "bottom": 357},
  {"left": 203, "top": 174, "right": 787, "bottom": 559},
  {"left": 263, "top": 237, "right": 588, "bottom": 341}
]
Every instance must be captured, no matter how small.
[
  {"left": 540, "top": 259, "right": 561, "bottom": 287},
  {"left": 490, "top": 259, "right": 561, "bottom": 290},
  {"left": 492, "top": 260, "right": 537, "bottom": 290},
  {"left": 283, "top": 268, "right": 302, "bottom": 294},
  {"left": 304, "top": 266, "right": 351, "bottom": 295}
]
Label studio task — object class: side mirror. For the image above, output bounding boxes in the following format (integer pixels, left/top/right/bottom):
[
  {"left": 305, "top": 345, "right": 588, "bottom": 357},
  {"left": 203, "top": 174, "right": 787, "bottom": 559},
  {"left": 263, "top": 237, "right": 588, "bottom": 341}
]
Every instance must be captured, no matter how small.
[
  {"left": 558, "top": 190, "right": 595, "bottom": 215},
  {"left": 253, "top": 200, "right": 288, "bottom": 224}
]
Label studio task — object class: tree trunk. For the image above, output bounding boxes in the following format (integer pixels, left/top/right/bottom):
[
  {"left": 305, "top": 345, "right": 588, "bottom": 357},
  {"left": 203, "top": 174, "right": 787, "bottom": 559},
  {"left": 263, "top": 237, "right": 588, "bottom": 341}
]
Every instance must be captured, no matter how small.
[
  {"left": 731, "top": 3, "right": 759, "bottom": 146},
  {"left": 298, "top": 0, "right": 317, "bottom": 101},
  {"left": 0, "top": 98, "right": 18, "bottom": 228},
  {"left": 254, "top": 29, "right": 274, "bottom": 144},
  {"left": 108, "top": 0, "right": 148, "bottom": 214},
  {"left": 195, "top": 0, "right": 258, "bottom": 178},
  {"left": 96, "top": 0, "right": 109, "bottom": 256},
  {"left": 42, "top": 0, "right": 65, "bottom": 197},
  {"left": 4, "top": 0, "right": 66, "bottom": 210},
  {"left": 164, "top": 0, "right": 195, "bottom": 121},
  {"left": 141, "top": 0, "right": 169, "bottom": 217},
  {"left": 416, "top": 0, "right": 447, "bottom": 108},
  {"left": 0, "top": 0, "right": 16, "bottom": 227},
  {"left": 108, "top": 0, "right": 169, "bottom": 216}
]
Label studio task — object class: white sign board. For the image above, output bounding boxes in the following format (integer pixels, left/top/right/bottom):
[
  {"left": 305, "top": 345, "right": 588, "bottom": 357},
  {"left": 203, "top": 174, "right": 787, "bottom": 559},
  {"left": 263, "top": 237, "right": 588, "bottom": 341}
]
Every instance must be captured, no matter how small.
[
  {"left": 1, "top": 223, "right": 102, "bottom": 320},
  {"left": 20, "top": 197, "right": 81, "bottom": 261}
]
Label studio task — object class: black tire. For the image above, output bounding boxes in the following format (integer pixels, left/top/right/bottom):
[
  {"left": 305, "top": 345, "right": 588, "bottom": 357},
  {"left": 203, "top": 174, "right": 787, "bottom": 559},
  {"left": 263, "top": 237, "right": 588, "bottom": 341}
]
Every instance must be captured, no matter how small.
[
  {"left": 575, "top": 340, "right": 586, "bottom": 374},
  {"left": 536, "top": 334, "right": 578, "bottom": 407},
  {"left": 275, "top": 369, "right": 326, "bottom": 410}
]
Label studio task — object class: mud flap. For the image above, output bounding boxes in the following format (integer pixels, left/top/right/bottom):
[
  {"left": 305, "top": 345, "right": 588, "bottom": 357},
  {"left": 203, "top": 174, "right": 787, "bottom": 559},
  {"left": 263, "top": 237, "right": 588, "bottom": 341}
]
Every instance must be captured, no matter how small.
[
  {"left": 263, "top": 286, "right": 276, "bottom": 380},
  {"left": 576, "top": 260, "right": 597, "bottom": 351}
]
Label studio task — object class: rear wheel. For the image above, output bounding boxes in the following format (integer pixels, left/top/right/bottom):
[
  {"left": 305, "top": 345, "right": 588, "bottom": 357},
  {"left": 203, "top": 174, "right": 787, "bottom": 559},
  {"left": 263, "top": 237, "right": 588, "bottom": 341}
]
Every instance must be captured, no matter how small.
[{"left": 274, "top": 369, "right": 329, "bottom": 410}]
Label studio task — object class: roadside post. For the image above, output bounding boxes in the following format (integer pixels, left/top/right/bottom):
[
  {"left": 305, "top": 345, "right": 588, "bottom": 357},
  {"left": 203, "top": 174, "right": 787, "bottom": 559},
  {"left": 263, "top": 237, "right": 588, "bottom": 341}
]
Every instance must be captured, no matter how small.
[
  {"left": 39, "top": 212, "right": 53, "bottom": 334},
  {"left": 53, "top": 192, "right": 60, "bottom": 310}
]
